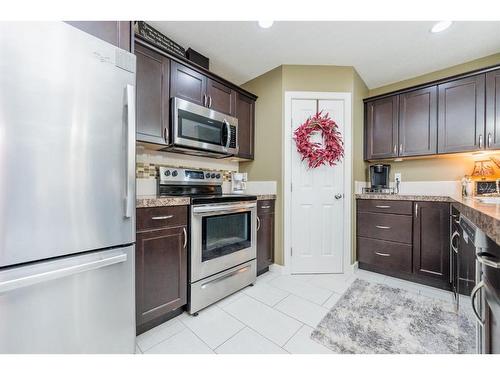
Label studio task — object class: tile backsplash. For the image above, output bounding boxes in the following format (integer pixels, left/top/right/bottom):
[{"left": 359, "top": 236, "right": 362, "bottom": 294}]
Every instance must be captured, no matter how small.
[
  {"left": 136, "top": 161, "right": 233, "bottom": 181},
  {"left": 136, "top": 146, "right": 238, "bottom": 181}
]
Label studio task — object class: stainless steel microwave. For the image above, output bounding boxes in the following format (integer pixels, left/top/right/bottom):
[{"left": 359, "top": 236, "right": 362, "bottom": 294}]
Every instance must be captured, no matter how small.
[{"left": 166, "top": 97, "right": 238, "bottom": 158}]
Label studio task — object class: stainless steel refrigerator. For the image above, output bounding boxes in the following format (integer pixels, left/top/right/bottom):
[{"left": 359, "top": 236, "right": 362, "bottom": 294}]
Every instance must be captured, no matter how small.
[{"left": 0, "top": 22, "right": 136, "bottom": 353}]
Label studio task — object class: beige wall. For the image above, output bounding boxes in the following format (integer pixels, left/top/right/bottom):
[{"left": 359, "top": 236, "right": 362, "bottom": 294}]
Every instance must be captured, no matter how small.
[
  {"left": 241, "top": 65, "right": 365, "bottom": 266},
  {"left": 240, "top": 66, "right": 284, "bottom": 264},
  {"left": 368, "top": 52, "right": 500, "bottom": 97},
  {"left": 240, "top": 54, "right": 500, "bottom": 268}
]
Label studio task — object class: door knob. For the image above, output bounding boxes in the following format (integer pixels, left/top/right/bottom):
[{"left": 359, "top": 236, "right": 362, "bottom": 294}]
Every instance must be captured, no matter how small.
[{"left": 334, "top": 194, "right": 343, "bottom": 199}]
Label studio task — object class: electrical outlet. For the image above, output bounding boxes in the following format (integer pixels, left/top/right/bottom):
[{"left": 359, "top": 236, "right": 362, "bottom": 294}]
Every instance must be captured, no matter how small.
[{"left": 395, "top": 173, "right": 402, "bottom": 183}]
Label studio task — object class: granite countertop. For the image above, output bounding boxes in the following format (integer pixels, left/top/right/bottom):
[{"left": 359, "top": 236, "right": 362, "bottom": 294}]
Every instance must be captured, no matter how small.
[
  {"left": 137, "top": 194, "right": 276, "bottom": 208},
  {"left": 136, "top": 195, "right": 190, "bottom": 208},
  {"left": 355, "top": 193, "right": 453, "bottom": 202},
  {"left": 355, "top": 193, "right": 500, "bottom": 244}
]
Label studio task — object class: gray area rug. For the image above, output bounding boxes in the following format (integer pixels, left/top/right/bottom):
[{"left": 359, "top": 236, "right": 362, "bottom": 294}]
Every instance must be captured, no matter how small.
[{"left": 311, "top": 279, "right": 476, "bottom": 354}]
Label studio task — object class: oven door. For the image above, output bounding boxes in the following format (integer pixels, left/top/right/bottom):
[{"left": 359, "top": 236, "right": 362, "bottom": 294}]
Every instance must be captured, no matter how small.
[
  {"left": 190, "top": 201, "right": 257, "bottom": 282},
  {"left": 172, "top": 97, "right": 238, "bottom": 156}
]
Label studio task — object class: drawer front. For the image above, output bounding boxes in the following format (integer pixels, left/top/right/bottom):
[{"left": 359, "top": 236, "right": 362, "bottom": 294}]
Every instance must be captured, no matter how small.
[
  {"left": 357, "top": 212, "right": 412, "bottom": 244},
  {"left": 258, "top": 200, "right": 275, "bottom": 214},
  {"left": 357, "top": 199, "right": 413, "bottom": 215},
  {"left": 137, "top": 206, "right": 188, "bottom": 231},
  {"left": 357, "top": 237, "right": 412, "bottom": 273}
]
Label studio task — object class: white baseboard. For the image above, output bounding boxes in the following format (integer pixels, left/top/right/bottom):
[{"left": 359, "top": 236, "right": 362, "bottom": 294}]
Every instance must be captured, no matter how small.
[{"left": 269, "top": 263, "right": 286, "bottom": 274}]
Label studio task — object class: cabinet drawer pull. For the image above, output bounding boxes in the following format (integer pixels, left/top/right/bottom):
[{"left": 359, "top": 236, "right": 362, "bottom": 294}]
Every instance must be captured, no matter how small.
[
  {"left": 375, "top": 225, "right": 391, "bottom": 229},
  {"left": 260, "top": 205, "right": 271, "bottom": 209},
  {"left": 375, "top": 252, "right": 391, "bottom": 257},
  {"left": 151, "top": 215, "right": 174, "bottom": 220},
  {"left": 256, "top": 216, "right": 261, "bottom": 231},
  {"left": 375, "top": 205, "right": 391, "bottom": 209}
]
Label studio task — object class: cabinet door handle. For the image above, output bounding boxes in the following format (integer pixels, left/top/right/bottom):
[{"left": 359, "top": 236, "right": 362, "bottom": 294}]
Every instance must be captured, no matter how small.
[
  {"left": 256, "top": 216, "right": 261, "bottom": 231},
  {"left": 151, "top": 215, "right": 174, "bottom": 220},
  {"left": 182, "top": 227, "right": 187, "bottom": 249},
  {"left": 375, "top": 252, "right": 391, "bottom": 257},
  {"left": 163, "top": 127, "right": 168, "bottom": 142},
  {"left": 470, "top": 281, "right": 485, "bottom": 327},
  {"left": 488, "top": 133, "right": 492, "bottom": 148},
  {"left": 399, "top": 143, "right": 403, "bottom": 154},
  {"left": 208, "top": 95, "right": 212, "bottom": 108},
  {"left": 260, "top": 205, "right": 271, "bottom": 209},
  {"left": 375, "top": 205, "right": 391, "bottom": 209},
  {"left": 415, "top": 203, "right": 418, "bottom": 218},
  {"left": 479, "top": 134, "right": 483, "bottom": 148},
  {"left": 375, "top": 225, "right": 391, "bottom": 229},
  {"left": 451, "top": 231, "right": 459, "bottom": 254},
  {"left": 393, "top": 144, "right": 397, "bottom": 155},
  {"left": 203, "top": 93, "right": 207, "bottom": 107}
]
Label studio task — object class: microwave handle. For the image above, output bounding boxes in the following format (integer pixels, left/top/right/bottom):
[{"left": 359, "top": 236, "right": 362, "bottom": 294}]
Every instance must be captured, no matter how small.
[{"left": 224, "top": 120, "right": 231, "bottom": 149}]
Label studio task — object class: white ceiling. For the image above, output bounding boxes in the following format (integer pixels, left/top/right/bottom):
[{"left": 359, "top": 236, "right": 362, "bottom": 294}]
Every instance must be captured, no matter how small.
[{"left": 148, "top": 21, "right": 500, "bottom": 89}]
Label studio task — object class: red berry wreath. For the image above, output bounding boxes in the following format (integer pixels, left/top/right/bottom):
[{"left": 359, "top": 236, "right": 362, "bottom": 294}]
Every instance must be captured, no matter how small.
[{"left": 293, "top": 111, "right": 344, "bottom": 168}]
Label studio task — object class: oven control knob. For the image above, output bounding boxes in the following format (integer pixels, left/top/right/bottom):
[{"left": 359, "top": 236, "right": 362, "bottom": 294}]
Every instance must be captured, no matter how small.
[
  {"left": 164, "top": 170, "right": 170, "bottom": 177},
  {"left": 216, "top": 174, "right": 221, "bottom": 179},
  {"left": 206, "top": 172, "right": 210, "bottom": 178},
  {"left": 211, "top": 173, "right": 216, "bottom": 178},
  {"left": 172, "top": 170, "right": 178, "bottom": 177}
]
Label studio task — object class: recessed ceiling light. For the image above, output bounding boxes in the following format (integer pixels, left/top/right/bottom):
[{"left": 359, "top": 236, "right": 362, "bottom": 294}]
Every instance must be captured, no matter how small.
[
  {"left": 258, "top": 21, "right": 274, "bottom": 29},
  {"left": 431, "top": 21, "right": 453, "bottom": 33}
]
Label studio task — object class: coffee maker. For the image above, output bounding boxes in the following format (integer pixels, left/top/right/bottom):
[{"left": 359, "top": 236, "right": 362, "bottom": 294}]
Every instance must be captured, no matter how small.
[
  {"left": 363, "top": 164, "right": 394, "bottom": 194},
  {"left": 231, "top": 172, "right": 248, "bottom": 194}
]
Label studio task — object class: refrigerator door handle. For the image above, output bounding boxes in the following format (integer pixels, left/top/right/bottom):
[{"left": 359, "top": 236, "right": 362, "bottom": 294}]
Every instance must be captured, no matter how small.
[
  {"left": 0, "top": 251, "right": 127, "bottom": 294},
  {"left": 125, "top": 84, "right": 136, "bottom": 218}
]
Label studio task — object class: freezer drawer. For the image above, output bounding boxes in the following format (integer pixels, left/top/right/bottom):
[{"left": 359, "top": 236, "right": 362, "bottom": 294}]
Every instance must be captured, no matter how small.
[
  {"left": 189, "top": 260, "right": 256, "bottom": 314},
  {"left": 0, "top": 246, "right": 135, "bottom": 353}
]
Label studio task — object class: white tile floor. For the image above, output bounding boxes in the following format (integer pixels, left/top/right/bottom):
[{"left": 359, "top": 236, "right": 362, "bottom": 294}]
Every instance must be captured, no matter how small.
[{"left": 136, "top": 268, "right": 457, "bottom": 354}]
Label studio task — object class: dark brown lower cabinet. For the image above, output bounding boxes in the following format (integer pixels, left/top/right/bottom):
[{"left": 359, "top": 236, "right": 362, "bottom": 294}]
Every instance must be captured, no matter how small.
[
  {"left": 357, "top": 199, "right": 451, "bottom": 290},
  {"left": 413, "top": 201, "right": 450, "bottom": 288},
  {"left": 136, "top": 206, "right": 188, "bottom": 334},
  {"left": 257, "top": 200, "right": 275, "bottom": 275}
]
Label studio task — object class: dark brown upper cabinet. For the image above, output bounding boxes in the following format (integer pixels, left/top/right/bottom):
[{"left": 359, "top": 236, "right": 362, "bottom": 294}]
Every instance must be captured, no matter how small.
[
  {"left": 207, "top": 79, "right": 236, "bottom": 116},
  {"left": 486, "top": 69, "right": 500, "bottom": 150},
  {"left": 135, "top": 44, "right": 170, "bottom": 145},
  {"left": 133, "top": 37, "right": 257, "bottom": 159},
  {"left": 66, "top": 21, "right": 131, "bottom": 51},
  {"left": 365, "top": 96, "right": 399, "bottom": 160},
  {"left": 170, "top": 61, "right": 207, "bottom": 106},
  {"left": 398, "top": 86, "right": 438, "bottom": 157},
  {"left": 413, "top": 201, "right": 450, "bottom": 288},
  {"left": 438, "top": 74, "right": 485, "bottom": 154},
  {"left": 236, "top": 93, "right": 255, "bottom": 160}
]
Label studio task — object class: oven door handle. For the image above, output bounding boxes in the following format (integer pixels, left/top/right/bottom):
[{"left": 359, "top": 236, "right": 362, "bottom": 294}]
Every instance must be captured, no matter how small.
[
  {"left": 470, "top": 281, "right": 485, "bottom": 327},
  {"left": 193, "top": 203, "right": 256, "bottom": 215}
]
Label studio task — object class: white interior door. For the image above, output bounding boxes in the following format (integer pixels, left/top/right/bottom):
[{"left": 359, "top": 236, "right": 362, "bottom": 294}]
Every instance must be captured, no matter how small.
[{"left": 290, "top": 98, "right": 345, "bottom": 274}]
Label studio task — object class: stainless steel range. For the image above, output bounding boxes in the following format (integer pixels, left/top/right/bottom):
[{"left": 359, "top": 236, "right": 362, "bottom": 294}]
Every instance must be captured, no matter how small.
[{"left": 158, "top": 167, "right": 257, "bottom": 314}]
